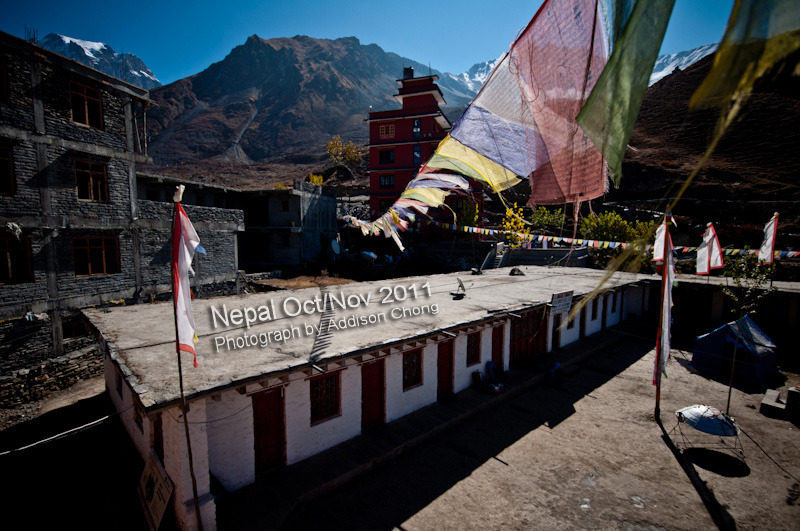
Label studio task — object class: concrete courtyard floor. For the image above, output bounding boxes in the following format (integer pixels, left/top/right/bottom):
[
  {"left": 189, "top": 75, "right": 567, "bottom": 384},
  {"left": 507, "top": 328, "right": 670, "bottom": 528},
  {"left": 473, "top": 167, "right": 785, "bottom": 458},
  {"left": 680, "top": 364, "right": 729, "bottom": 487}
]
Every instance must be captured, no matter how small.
[{"left": 281, "top": 336, "right": 800, "bottom": 530}]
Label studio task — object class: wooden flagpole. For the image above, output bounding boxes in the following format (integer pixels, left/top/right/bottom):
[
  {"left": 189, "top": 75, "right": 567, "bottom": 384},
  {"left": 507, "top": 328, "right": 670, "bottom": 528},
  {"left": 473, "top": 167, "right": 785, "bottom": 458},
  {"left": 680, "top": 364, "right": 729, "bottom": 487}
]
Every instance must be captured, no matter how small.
[{"left": 172, "top": 187, "right": 204, "bottom": 531}]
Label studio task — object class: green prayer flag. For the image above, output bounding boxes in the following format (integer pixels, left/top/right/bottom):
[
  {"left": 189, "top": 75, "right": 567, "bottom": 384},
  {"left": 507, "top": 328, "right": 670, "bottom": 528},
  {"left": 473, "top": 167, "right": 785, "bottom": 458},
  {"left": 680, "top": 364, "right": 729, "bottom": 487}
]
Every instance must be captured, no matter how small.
[{"left": 576, "top": 0, "right": 676, "bottom": 184}]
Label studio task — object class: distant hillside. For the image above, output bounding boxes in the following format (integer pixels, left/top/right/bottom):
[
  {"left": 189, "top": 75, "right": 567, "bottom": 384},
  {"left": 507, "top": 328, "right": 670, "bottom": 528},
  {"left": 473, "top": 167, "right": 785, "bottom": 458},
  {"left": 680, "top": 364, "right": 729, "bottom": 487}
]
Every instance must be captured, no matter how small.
[
  {"left": 617, "top": 50, "right": 800, "bottom": 248},
  {"left": 38, "top": 33, "right": 161, "bottom": 90}
]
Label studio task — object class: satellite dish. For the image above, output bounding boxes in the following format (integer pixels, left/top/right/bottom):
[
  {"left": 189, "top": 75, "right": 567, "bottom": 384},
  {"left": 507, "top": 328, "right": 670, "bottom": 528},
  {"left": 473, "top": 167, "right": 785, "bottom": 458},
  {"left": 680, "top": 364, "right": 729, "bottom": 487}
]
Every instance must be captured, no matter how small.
[{"left": 331, "top": 240, "right": 340, "bottom": 254}]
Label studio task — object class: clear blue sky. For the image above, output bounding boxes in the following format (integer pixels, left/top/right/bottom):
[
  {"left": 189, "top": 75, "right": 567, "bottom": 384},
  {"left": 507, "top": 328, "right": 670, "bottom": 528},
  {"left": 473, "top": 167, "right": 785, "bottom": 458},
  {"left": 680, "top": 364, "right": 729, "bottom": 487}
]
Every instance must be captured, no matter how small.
[{"left": 1, "top": 0, "right": 734, "bottom": 85}]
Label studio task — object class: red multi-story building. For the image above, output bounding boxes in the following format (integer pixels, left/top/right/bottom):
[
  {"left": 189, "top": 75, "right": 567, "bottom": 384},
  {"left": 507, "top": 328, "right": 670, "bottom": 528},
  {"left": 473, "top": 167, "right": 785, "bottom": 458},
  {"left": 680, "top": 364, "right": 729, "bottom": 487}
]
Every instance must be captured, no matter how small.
[{"left": 367, "top": 67, "right": 451, "bottom": 217}]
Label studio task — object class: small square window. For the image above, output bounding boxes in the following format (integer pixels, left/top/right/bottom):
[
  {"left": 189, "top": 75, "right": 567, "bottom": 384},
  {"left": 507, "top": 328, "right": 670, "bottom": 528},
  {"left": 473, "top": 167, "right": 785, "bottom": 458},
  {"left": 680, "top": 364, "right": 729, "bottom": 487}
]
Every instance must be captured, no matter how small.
[
  {"left": 72, "top": 237, "right": 120, "bottom": 276},
  {"left": 413, "top": 145, "right": 422, "bottom": 164},
  {"left": 466, "top": 332, "right": 481, "bottom": 366},
  {"left": 379, "top": 124, "right": 395, "bottom": 138},
  {"left": 70, "top": 81, "right": 103, "bottom": 129},
  {"left": 310, "top": 372, "right": 340, "bottom": 424},
  {"left": 0, "top": 236, "right": 33, "bottom": 284},
  {"left": 379, "top": 150, "right": 395, "bottom": 165},
  {"left": 379, "top": 175, "right": 394, "bottom": 189},
  {"left": 0, "top": 146, "right": 15, "bottom": 196},
  {"left": 75, "top": 160, "right": 108, "bottom": 202},
  {"left": 403, "top": 348, "right": 422, "bottom": 390}
]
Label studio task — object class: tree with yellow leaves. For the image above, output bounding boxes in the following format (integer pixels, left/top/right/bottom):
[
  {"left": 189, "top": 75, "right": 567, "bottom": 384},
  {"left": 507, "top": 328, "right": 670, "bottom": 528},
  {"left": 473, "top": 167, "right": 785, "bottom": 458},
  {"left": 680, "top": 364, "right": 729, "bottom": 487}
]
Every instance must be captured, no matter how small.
[{"left": 502, "top": 202, "right": 530, "bottom": 248}]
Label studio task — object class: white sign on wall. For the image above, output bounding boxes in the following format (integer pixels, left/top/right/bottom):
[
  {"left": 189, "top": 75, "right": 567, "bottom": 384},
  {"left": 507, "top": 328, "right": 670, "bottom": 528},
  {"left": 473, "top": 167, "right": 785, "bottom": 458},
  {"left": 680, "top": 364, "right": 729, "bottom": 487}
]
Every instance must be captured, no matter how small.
[{"left": 551, "top": 291, "right": 573, "bottom": 314}]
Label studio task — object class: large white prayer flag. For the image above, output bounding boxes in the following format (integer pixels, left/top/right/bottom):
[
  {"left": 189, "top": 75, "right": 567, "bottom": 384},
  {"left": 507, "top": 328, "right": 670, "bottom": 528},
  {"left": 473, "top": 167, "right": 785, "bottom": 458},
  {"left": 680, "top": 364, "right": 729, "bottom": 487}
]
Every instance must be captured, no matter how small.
[
  {"left": 696, "top": 223, "right": 724, "bottom": 275},
  {"left": 653, "top": 221, "right": 673, "bottom": 262},
  {"left": 758, "top": 212, "right": 779, "bottom": 263},
  {"left": 173, "top": 197, "right": 205, "bottom": 367},
  {"left": 654, "top": 231, "right": 674, "bottom": 386}
]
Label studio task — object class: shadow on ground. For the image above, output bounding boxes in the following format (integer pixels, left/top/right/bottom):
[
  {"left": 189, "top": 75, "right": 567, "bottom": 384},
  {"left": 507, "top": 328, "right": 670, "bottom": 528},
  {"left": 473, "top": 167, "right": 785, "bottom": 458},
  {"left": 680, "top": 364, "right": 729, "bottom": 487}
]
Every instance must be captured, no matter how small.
[
  {"left": 0, "top": 393, "right": 152, "bottom": 530},
  {"left": 254, "top": 341, "right": 654, "bottom": 531}
]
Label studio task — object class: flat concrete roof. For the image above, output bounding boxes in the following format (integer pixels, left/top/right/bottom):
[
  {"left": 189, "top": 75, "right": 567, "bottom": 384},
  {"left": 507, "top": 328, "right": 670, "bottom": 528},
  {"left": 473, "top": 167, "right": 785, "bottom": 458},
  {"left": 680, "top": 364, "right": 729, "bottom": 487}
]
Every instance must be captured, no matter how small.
[{"left": 86, "top": 266, "right": 657, "bottom": 410}]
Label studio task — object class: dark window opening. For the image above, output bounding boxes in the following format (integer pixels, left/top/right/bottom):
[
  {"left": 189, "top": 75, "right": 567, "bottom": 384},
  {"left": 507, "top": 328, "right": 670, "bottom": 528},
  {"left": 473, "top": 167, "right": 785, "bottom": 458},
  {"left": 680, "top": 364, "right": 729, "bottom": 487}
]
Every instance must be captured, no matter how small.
[
  {"left": 379, "top": 150, "right": 395, "bottom": 165},
  {"left": 0, "top": 62, "right": 8, "bottom": 104},
  {"left": 280, "top": 199, "right": 289, "bottom": 213},
  {"left": 310, "top": 372, "right": 340, "bottom": 424},
  {"left": 379, "top": 175, "right": 394, "bottom": 189},
  {"left": 466, "top": 332, "right": 481, "bottom": 366},
  {"left": 0, "top": 146, "right": 14, "bottom": 195},
  {"left": 413, "top": 145, "right": 422, "bottom": 164},
  {"left": 75, "top": 160, "right": 108, "bottom": 202},
  {"left": 611, "top": 293, "right": 617, "bottom": 312},
  {"left": 72, "top": 237, "right": 120, "bottom": 276},
  {"left": 70, "top": 81, "right": 103, "bottom": 129},
  {"left": 63, "top": 315, "right": 91, "bottom": 339},
  {"left": 403, "top": 348, "right": 422, "bottom": 390},
  {"left": 0, "top": 236, "right": 33, "bottom": 284},
  {"left": 413, "top": 119, "right": 421, "bottom": 138},
  {"left": 591, "top": 298, "right": 599, "bottom": 321}
]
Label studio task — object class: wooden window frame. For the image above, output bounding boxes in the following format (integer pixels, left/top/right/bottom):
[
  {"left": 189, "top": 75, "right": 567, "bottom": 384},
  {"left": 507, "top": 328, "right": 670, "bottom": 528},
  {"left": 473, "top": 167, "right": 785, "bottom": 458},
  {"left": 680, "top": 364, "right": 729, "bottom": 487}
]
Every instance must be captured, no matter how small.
[
  {"left": 466, "top": 332, "right": 481, "bottom": 367},
  {"left": 310, "top": 371, "right": 341, "bottom": 424},
  {"left": 72, "top": 236, "right": 120, "bottom": 277},
  {"left": 70, "top": 80, "right": 104, "bottom": 129},
  {"left": 402, "top": 348, "right": 423, "bottom": 390},
  {"left": 0, "top": 146, "right": 15, "bottom": 196},
  {"left": 379, "top": 124, "right": 395, "bottom": 139},
  {"left": 0, "top": 236, "right": 33, "bottom": 285},
  {"left": 379, "top": 174, "right": 394, "bottom": 189},
  {"left": 74, "top": 160, "right": 109, "bottom": 202}
]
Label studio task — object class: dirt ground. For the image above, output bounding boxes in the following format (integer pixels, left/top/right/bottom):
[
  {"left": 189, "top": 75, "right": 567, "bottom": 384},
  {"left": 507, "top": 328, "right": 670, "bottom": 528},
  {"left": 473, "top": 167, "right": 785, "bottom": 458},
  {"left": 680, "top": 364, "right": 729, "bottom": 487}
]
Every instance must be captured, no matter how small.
[
  {"left": 285, "top": 338, "right": 800, "bottom": 530},
  {"left": 250, "top": 274, "right": 355, "bottom": 291}
]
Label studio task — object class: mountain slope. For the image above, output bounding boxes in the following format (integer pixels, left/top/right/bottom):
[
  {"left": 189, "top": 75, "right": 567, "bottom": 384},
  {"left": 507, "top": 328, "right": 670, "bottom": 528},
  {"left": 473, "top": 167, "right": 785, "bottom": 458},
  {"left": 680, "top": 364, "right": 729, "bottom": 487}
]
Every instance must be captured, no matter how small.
[
  {"left": 147, "top": 35, "right": 481, "bottom": 170},
  {"left": 38, "top": 33, "right": 161, "bottom": 90}
]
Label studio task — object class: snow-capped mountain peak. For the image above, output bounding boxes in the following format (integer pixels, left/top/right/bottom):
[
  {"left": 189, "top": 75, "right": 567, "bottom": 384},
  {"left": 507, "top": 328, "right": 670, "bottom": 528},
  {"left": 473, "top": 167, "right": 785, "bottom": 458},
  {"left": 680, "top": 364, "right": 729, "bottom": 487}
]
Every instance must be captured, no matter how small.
[
  {"left": 649, "top": 42, "right": 718, "bottom": 86},
  {"left": 58, "top": 35, "right": 108, "bottom": 61},
  {"left": 38, "top": 33, "right": 161, "bottom": 90}
]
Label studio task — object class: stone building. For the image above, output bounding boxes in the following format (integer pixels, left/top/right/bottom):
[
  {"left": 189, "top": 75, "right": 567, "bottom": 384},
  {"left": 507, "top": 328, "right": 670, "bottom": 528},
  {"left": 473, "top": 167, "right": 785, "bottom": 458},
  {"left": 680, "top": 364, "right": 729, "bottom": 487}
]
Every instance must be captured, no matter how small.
[
  {"left": 0, "top": 31, "right": 244, "bottom": 406},
  {"left": 86, "top": 265, "right": 654, "bottom": 530}
]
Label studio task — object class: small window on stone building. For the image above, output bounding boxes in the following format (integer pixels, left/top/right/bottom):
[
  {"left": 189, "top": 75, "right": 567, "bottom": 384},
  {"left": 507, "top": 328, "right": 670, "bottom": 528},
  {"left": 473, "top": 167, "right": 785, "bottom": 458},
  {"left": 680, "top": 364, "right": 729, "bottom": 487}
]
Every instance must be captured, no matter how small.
[
  {"left": 310, "top": 372, "right": 340, "bottom": 424},
  {"left": 0, "top": 146, "right": 14, "bottom": 196},
  {"left": 62, "top": 315, "right": 90, "bottom": 339},
  {"left": 379, "top": 124, "right": 395, "bottom": 138},
  {"left": 379, "top": 175, "right": 394, "bottom": 189},
  {"left": 72, "top": 237, "right": 120, "bottom": 276},
  {"left": 75, "top": 160, "right": 108, "bottom": 202},
  {"left": 0, "top": 236, "right": 33, "bottom": 284},
  {"left": 413, "top": 145, "right": 421, "bottom": 164},
  {"left": 413, "top": 119, "right": 421, "bottom": 138},
  {"left": 70, "top": 81, "right": 103, "bottom": 129},
  {"left": 403, "top": 348, "right": 422, "bottom": 390},
  {"left": 466, "top": 332, "right": 481, "bottom": 366},
  {"left": 379, "top": 150, "right": 394, "bottom": 165}
]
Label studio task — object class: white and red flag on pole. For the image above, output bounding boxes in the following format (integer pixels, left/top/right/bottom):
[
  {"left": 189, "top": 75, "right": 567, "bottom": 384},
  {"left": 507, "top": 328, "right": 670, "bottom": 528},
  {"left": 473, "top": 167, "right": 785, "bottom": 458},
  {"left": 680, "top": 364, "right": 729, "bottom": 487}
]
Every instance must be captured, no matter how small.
[
  {"left": 654, "top": 225, "right": 675, "bottom": 386},
  {"left": 696, "top": 222, "right": 724, "bottom": 275},
  {"left": 652, "top": 220, "right": 674, "bottom": 262},
  {"left": 758, "top": 212, "right": 779, "bottom": 263},
  {"left": 173, "top": 188, "right": 206, "bottom": 367}
]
